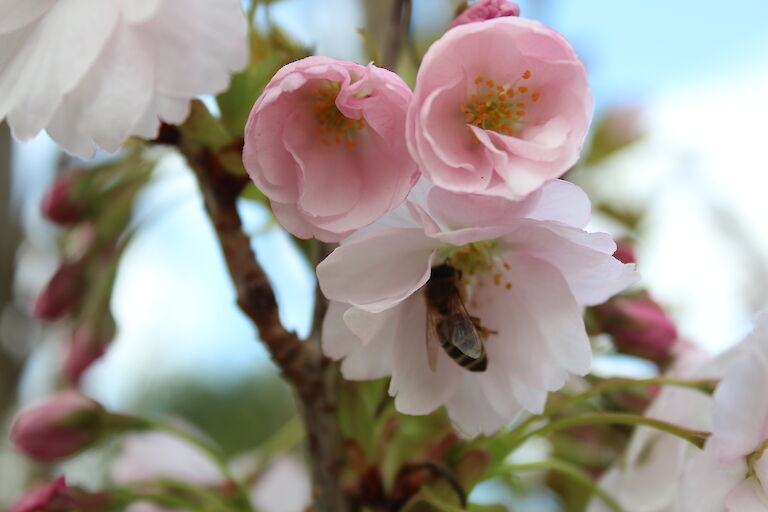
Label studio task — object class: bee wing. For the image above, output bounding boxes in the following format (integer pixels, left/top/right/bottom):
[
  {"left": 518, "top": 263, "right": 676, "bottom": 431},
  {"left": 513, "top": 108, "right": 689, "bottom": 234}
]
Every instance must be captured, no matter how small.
[
  {"left": 425, "top": 306, "right": 440, "bottom": 373},
  {"left": 446, "top": 294, "right": 483, "bottom": 359}
]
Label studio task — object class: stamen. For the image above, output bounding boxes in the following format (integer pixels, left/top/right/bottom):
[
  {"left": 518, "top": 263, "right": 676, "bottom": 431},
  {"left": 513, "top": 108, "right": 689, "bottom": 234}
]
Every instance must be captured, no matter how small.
[
  {"left": 460, "top": 73, "right": 538, "bottom": 140},
  {"left": 311, "top": 81, "right": 366, "bottom": 149}
]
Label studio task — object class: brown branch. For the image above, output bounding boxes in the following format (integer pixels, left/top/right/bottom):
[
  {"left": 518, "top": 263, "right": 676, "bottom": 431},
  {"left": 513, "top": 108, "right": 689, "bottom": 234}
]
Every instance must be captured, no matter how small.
[
  {"left": 381, "top": 0, "right": 410, "bottom": 70},
  {"left": 178, "top": 139, "right": 349, "bottom": 512}
]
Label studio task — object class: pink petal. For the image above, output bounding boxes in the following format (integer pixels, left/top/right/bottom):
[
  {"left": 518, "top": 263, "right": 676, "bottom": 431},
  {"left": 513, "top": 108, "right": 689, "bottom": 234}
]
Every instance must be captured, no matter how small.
[
  {"left": 678, "top": 447, "right": 745, "bottom": 512},
  {"left": 321, "top": 301, "right": 361, "bottom": 361},
  {"left": 445, "top": 374, "right": 512, "bottom": 436},
  {"left": 316, "top": 228, "right": 438, "bottom": 312},
  {"left": 0, "top": 0, "right": 54, "bottom": 34}
]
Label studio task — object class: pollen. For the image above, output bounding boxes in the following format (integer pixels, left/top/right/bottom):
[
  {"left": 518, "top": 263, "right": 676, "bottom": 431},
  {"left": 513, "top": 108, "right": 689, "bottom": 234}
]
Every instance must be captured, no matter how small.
[
  {"left": 505, "top": 282, "right": 512, "bottom": 290},
  {"left": 310, "top": 81, "right": 366, "bottom": 149},
  {"left": 461, "top": 72, "right": 540, "bottom": 141}
]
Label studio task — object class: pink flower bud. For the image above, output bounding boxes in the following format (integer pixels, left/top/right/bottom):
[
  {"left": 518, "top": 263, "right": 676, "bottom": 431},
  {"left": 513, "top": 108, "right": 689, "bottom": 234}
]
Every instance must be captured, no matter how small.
[
  {"left": 613, "top": 240, "right": 636, "bottom": 264},
  {"left": 11, "top": 478, "right": 113, "bottom": 512},
  {"left": 450, "top": 0, "right": 520, "bottom": 29},
  {"left": 63, "top": 322, "right": 114, "bottom": 385},
  {"left": 11, "top": 391, "right": 105, "bottom": 462},
  {"left": 33, "top": 261, "right": 85, "bottom": 321},
  {"left": 11, "top": 478, "right": 74, "bottom": 512},
  {"left": 596, "top": 295, "right": 678, "bottom": 364},
  {"left": 40, "top": 174, "right": 86, "bottom": 226}
]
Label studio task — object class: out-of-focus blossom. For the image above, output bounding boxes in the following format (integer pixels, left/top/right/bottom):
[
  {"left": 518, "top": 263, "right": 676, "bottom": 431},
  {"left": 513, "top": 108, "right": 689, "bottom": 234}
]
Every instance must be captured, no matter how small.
[
  {"left": 33, "top": 261, "right": 85, "bottom": 321},
  {"left": 406, "top": 17, "right": 591, "bottom": 199},
  {"left": 677, "top": 312, "right": 768, "bottom": 511},
  {"left": 0, "top": 0, "right": 248, "bottom": 158},
  {"left": 318, "top": 181, "right": 636, "bottom": 435},
  {"left": 111, "top": 428, "right": 311, "bottom": 512},
  {"left": 450, "top": 0, "right": 520, "bottom": 29},
  {"left": 63, "top": 321, "right": 115, "bottom": 385},
  {"left": 40, "top": 173, "right": 87, "bottom": 226},
  {"left": 11, "top": 478, "right": 73, "bottom": 512},
  {"left": 594, "top": 293, "right": 678, "bottom": 364},
  {"left": 10, "top": 477, "right": 113, "bottom": 512},
  {"left": 11, "top": 390, "right": 105, "bottom": 462},
  {"left": 587, "top": 315, "right": 760, "bottom": 512},
  {"left": 243, "top": 56, "right": 418, "bottom": 242}
]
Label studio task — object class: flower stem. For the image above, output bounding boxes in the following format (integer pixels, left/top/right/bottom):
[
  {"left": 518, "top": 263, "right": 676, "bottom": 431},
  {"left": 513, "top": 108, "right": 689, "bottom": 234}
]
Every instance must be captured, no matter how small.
[
  {"left": 499, "top": 460, "right": 625, "bottom": 512},
  {"left": 508, "top": 377, "right": 716, "bottom": 441},
  {"left": 510, "top": 413, "right": 709, "bottom": 454}
]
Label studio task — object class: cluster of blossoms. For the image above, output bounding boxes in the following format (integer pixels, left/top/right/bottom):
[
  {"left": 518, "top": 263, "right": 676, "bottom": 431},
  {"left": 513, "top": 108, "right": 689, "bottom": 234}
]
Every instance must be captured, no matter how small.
[
  {"left": 242, "top": 1, "right": 636, "bottom": 435},
  {"left": 590, "top": 312, "right": 768, "bottom": 511}
]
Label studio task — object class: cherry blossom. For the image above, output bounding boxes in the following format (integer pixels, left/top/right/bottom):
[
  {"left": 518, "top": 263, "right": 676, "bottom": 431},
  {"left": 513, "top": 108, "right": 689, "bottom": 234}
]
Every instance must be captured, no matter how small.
[
  {"left": 0, "top": 0, "right": 247, "bottom": 158},
  {"left": 243, "top": 56, "right": 418, "bottom": 242},
  {"left": 406, "top": 16, "right": 591, "bottom": 199},
  {"left": 317, "top": 181, "right": 636, "bottom": 435}
]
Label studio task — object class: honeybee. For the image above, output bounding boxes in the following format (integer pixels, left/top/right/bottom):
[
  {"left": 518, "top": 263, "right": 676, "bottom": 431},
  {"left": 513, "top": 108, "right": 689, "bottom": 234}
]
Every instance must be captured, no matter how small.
[{"left": 424, "top": 263, "right": 489, "bottom": 372}]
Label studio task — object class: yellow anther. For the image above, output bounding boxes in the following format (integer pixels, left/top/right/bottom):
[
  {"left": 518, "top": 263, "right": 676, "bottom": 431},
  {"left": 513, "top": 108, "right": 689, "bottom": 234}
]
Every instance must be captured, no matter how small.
[
  {"left": 518, "top": 86, "right": 528, "bottom": 93},
  {"left": 532, "top": 92, "right": 541, "bottom": 102},
  {"left": 522, "top": 70, "right": 531, "bottom": 79}
]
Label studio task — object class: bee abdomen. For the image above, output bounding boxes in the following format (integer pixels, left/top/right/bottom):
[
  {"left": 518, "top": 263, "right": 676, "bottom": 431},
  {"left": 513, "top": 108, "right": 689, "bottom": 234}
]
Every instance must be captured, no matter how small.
[{"left": 440, "top": 340, "right": 488, "bottom": 372}]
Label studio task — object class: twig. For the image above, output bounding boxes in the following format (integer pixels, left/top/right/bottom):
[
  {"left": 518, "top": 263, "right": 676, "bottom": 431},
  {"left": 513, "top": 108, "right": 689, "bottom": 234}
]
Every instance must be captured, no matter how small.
[
  {"left": 381, "top": 0, "right": 410, "bottom": 70},
  {"left": 178, "top": 139, "right": 349, "bottom": 512}
]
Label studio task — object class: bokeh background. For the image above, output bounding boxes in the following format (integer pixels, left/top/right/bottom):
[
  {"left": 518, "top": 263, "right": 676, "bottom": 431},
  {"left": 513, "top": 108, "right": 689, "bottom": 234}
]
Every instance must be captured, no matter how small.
[{"left": 1, "top": 0, "right": 767, "bottom": 509}]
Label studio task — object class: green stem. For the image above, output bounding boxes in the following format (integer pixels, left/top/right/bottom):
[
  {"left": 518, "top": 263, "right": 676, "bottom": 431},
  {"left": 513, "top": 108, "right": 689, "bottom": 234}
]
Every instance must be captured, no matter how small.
[
  {"left": 508, "top": 377, "right": 716, "bottom": 441},
  {"left": 151, "top": 421, "right": 256, "bottom": 512},
  {"left": 118, "top": 489, "right": 205, "bottom": 511},
  {"left": 511, "top": 413, "right": 709, "bottom": 454},
  {"left": 499, "top": 460, "right": 625, "bottom": 512}
]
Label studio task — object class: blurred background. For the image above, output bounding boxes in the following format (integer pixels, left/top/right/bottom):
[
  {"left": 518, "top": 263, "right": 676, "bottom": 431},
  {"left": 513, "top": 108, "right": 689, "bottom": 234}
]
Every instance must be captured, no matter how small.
[{"left": 1, "top": 0, "right": 767, "bottom": 510}]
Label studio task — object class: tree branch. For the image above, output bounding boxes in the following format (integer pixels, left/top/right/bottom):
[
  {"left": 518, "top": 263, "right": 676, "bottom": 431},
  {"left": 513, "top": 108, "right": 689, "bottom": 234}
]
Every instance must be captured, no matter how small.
[{"left": 178, "top": 140, "right": 349, "bottom": 512}]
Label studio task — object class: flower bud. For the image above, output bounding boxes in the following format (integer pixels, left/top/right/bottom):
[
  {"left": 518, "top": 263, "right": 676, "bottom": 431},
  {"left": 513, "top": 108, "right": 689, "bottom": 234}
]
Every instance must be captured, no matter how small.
[
  {"left": 33, "top": 261, "right": 85, "bottom": 321},
  {"left": 11, "top": 478, "right": 113, "bottom": 512},
  {"left": 40, "top": 174, "right": 87, "bottom": 226},
  {"left": 613, "top": 240, "right": 636, "bottom": 264},
  {"left": 63, "top": 321, "right": 115, "bottom": 385},
  {"left": 595, "top": 294, "right": 678, "bottom": 364},
  {"left": 450, "top": 0, "right": 520, "bottom": 29},
  {"left": 11, "top": 391, "right": 105, "bottom": 462}
]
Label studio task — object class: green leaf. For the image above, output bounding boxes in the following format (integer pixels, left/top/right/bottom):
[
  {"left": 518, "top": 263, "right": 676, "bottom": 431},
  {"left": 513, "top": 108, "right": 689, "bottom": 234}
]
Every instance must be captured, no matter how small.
[{"left": 180, "top": 100, "right": 232, "bottom": 150}]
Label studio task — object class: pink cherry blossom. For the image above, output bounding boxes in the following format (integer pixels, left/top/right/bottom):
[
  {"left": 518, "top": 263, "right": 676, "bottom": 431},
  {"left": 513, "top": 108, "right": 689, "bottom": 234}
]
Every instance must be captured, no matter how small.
[
  {"left": 0, "top": 0, "right": 247, "bottom": 159},
  {"left": 317, "top": 181, "right": 636, "bottom": 435},
  {"left": 243, "top": 56, "right": 418, "bottom": 242},
  {"left": 449, "top": 0, "right": 520, "bottom": 29},
  {"left": 406, "top": 17, "right": 591, "bottom": 199},
  {"left": 11, "top": 390, "right": 104, "bottom": 462},
  {"left": 10, "top": 478, "right": 73, "bottom": 512}
]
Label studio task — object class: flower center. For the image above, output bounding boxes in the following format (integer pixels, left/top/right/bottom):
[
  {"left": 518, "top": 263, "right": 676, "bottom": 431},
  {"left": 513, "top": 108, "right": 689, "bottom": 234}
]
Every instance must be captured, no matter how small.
[
  {"left": 310, "top": 82, "right": 366, "bottom": 150},
  {"left": 461, "top": 70, "right": 541, "bottom": 143},
  {"left": 438, "top": 241, "right": 514, "bottom": 292}
]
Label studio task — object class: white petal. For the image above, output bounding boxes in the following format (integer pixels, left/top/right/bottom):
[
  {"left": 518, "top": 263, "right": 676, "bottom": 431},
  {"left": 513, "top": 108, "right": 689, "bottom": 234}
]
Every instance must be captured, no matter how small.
[
  {"left": 677, "top": 446, "right": 745, "bottom": 512},
  {"left": 525, "top": 179, "right": 592, "bottom": 228},
  {"left": 0, "top": 0, "right": 54, "bottom": 34},
  {"left": 711, "top": 343, "right": 768, "bottom": 459},
  {"left": 316, "top": 228, "right": 438, "bottom": 312},
  {"left": 117, "top": 0, "right": 162, "bottom": 22},
  {"left": 4, "top": 0, "right": 118, "bottom": 139},
  {"left": 445, "top": 376, "right": 512, "bottom": 436},
  {"left": 138, "top": 0, "right": 247, "bottom": 96},
  {"left": 725, "top": 479, "right": 768, "bottom": 512},
  {"left": 504, "top": 220, "right": 638, "bottom": 306},
  {"left": 321, "top": 301, "right": 360, "bottom": 360},
  {"left": 46, "top": 23, "right": 154, "bottom": 158},
  {"left": 389, "top": 295, "right": 464, "bottom": 415}
]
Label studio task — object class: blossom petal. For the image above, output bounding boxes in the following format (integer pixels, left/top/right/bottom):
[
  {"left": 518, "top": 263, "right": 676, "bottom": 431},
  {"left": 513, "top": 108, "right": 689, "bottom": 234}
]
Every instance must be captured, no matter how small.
[
  {"left": 678, "top": 447, "right": 745, "bottom": 512},
  {"left": 389, "top": 295, "right": 464, "bottom": 415},
  {"left": 321, "top": 301, "right": 360, "bottom": 361},
  {"left": 504, "top": 220, "right": 638, "bottom": 306},
  {"left": 445, "top": 374, "right": 511, "bottom": 436},
  {"left": 0, "top": 0, "right": 54, "bottom": 34},
  {"left": 525, "top": 179, "right": 591, "bottom": 228},
  {"left": 725, "top": 479, "right": 768, "bottom": 512},
  {"left": 316, "top": 228, "right": 438, "bottom": 312}
]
